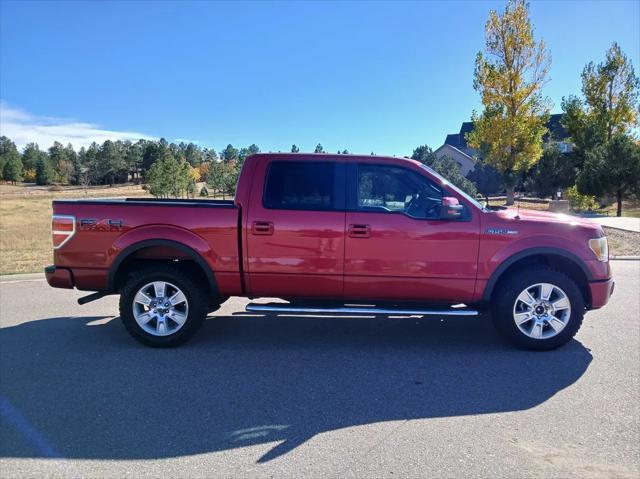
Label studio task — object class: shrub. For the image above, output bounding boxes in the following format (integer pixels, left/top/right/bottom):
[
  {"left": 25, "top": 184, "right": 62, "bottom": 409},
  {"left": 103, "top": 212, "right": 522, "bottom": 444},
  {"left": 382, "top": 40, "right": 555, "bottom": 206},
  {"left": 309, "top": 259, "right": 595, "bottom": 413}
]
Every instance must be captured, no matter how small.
[{"left": 566, "top": 185, "right": 597, "bottom": 212}]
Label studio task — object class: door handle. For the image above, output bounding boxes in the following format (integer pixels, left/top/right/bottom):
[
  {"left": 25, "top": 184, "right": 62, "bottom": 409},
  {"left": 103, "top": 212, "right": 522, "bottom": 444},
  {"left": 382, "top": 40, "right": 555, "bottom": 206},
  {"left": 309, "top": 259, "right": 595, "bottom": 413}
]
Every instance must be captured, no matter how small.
[
  {"left": 252, "top": 221, "right": 274, "bottom": 235},
  {"left": 348, "top": 224, "right": 370, "bottom": 238}
]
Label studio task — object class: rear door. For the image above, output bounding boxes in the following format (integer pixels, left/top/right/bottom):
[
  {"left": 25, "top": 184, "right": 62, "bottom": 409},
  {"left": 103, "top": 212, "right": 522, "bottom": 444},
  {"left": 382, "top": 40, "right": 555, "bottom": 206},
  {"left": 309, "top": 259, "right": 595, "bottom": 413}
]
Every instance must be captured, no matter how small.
[
  {"left": 245, "top": 158, "right": 346, "bottom": 298},
  {"left": 343, "top": 161, "right": 479, "bottom": 303}
]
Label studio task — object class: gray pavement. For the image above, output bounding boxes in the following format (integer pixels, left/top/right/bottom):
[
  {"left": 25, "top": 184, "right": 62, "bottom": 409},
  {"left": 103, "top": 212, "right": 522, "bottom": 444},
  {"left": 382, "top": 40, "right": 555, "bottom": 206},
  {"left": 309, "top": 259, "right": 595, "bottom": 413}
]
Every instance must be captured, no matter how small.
[
  {"left": 1, "top": 262, "right": 639, "bottom": 478},
  {"left": 585, "top": 216, "right": 640, "bottom": 233}
]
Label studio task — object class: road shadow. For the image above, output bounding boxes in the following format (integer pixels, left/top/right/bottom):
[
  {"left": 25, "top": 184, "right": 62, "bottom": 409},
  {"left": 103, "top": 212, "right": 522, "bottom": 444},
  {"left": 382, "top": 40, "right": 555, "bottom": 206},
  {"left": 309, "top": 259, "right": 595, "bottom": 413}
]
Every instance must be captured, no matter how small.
[{"left": 0, "top": 313, "right": 592, "bottom": 462}]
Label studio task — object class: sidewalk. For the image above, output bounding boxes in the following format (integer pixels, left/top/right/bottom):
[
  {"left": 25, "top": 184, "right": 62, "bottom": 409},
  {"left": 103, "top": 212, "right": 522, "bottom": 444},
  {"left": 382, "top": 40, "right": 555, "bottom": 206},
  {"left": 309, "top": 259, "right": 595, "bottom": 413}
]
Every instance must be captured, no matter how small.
[{"left": 586, "top": 216, "right": 640, "bottom": 233}]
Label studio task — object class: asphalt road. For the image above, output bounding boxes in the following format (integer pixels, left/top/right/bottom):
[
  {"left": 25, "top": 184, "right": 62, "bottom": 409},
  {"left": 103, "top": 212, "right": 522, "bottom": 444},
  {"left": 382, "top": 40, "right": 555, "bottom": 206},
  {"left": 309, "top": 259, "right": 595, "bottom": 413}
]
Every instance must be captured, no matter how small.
[{"left": 1, "top": 262, "right": 639, "bottom": 478}]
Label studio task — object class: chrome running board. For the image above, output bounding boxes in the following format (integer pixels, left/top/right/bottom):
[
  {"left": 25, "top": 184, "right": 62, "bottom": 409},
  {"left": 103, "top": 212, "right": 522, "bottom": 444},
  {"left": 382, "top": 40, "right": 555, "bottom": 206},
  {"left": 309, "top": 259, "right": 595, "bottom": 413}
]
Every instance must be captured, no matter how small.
[{"left": 245, "top": 303, "right": 479, "bottom": 316}]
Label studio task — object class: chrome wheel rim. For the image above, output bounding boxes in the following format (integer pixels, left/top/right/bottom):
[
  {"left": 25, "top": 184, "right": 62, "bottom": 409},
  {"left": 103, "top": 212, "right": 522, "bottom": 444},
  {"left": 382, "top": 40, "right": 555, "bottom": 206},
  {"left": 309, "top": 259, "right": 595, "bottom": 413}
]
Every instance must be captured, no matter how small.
[
  {"left": 132, "top": 281, "right": 189, "bottom": 336},
  {"left": 513, "top": 283, "right": 571, "bottom": 340}
]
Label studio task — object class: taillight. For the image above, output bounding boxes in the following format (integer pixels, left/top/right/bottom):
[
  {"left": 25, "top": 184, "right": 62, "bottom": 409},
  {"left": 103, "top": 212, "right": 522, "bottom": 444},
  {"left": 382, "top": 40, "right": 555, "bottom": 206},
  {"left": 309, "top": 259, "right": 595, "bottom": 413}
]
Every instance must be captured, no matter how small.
[{"left": 52, "top": 215, "right": 76, "bottom": 249}]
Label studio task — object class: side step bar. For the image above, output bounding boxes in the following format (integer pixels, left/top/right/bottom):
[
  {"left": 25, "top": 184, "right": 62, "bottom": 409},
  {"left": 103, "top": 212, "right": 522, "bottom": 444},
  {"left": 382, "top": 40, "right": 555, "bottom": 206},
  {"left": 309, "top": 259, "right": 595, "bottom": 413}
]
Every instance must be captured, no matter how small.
[{"left": 245, "top": 303, "right": 479, "bottom": 316}]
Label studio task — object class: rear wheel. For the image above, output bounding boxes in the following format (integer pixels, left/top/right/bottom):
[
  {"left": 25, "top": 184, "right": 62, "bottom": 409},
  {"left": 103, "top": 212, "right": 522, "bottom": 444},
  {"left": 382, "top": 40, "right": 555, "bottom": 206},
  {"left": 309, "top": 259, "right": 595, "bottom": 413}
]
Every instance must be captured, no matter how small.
[
  {"left": 491, "top": 268, "right": 584, "bottom": 350},
  {"left": 119, "top": 264, "right": 208, "bottom": 347}
]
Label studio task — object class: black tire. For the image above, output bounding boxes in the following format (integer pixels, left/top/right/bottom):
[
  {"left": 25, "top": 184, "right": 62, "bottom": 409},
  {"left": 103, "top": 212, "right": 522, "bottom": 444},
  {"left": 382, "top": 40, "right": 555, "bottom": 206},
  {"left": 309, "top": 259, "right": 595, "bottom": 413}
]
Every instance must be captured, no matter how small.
[
  {"left": 491, "top": 267, "right": 585, "bottom": 350},
  {"left": 119, "top": 264, "right": 209, "bottom": 347}
]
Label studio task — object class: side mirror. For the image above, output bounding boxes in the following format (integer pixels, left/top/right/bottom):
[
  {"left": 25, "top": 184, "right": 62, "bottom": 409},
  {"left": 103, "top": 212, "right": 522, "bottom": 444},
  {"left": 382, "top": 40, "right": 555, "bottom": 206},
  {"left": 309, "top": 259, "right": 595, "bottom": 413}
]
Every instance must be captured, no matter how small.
[{"left": 440, "top": 197, "right": 463, "bottom": 219}]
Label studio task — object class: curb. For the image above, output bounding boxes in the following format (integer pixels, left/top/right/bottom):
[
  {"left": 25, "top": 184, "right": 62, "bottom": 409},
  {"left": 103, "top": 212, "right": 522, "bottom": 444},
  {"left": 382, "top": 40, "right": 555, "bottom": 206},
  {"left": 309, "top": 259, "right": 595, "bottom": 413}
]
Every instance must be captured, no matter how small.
[
  {"left": 610, "top": 256, "right": 640, "bottom": 261},
  {"left": 0, "top": 272, "right": 45, "bottom": 283}
]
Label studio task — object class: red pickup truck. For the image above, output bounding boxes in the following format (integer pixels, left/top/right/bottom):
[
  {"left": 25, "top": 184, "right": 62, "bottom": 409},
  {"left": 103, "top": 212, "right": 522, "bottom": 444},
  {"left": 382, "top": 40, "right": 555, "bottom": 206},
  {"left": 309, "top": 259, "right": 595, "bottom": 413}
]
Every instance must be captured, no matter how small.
[{"left": 46, "top": 153, "right": 614, "bottom": 349}]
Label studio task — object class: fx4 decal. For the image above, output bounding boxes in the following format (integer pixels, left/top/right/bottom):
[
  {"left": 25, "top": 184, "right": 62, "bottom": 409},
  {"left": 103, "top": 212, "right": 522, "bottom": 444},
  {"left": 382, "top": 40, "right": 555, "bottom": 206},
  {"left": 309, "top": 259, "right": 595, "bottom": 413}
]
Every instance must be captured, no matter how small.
[{"left": 79, "top": 218, "right": 124, "bottom": 231}]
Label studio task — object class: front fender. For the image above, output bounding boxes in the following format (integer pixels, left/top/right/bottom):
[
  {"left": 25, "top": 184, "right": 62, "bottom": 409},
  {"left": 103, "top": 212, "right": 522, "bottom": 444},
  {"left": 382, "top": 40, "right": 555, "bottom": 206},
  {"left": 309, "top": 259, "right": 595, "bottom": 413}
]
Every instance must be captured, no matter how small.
[
  {"left": 478, "top": 237, "right": 593, "bottom": 304},
  {"left": 482, "top": 234, "right": 591, "bottom": 279}
]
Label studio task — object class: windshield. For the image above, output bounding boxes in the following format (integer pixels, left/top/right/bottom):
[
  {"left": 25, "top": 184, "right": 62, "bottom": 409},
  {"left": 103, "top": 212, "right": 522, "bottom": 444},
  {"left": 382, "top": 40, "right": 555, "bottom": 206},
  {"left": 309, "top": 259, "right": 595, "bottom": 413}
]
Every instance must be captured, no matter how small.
[{"left": 417, "top": 163, "right": 485, "bottom": 211}]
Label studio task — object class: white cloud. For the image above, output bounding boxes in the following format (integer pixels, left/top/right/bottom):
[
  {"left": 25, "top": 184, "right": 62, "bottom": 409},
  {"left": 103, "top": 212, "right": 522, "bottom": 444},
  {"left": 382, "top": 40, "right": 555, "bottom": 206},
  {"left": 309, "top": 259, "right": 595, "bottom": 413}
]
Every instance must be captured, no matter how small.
[{"left": 0, "top": 102, "right": 156, "bottom": 150}]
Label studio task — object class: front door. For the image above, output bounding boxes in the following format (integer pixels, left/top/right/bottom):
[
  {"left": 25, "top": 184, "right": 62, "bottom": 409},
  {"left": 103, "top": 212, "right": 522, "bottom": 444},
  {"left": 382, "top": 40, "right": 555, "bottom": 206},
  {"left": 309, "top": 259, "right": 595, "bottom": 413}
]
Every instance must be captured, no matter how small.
[
  {"left": 245, "top": 158, "right": 346, "bottom": 299},
  {"left": 343, "top": 162, "right": 479, "bottom": 303}
]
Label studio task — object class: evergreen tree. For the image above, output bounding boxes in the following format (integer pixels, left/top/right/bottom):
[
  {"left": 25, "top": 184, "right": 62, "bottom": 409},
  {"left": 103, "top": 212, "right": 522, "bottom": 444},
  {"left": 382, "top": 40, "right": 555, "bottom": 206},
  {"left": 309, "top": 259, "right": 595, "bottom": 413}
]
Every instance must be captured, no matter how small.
[
  {"left": 35, "top": 156, "right": 55, "bottom": 185},
  {"left": 3, "top": 153, "right": 23, "bottom": 183}
]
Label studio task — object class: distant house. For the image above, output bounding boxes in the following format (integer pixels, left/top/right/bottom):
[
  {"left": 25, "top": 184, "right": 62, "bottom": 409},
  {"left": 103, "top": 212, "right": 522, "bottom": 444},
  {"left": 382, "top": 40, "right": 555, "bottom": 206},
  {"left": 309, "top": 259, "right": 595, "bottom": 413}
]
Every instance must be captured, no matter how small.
[{"left": 436, "top": 113, "right": 572, "bottom": 175}]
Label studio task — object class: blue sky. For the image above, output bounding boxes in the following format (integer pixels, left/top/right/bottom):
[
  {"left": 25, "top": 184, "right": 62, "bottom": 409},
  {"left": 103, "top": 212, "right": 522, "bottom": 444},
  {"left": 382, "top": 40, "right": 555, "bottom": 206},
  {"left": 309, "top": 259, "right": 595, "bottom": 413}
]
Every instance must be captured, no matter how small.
[{"left": 1, "top": 0, "right": 638, "bottom": 155}]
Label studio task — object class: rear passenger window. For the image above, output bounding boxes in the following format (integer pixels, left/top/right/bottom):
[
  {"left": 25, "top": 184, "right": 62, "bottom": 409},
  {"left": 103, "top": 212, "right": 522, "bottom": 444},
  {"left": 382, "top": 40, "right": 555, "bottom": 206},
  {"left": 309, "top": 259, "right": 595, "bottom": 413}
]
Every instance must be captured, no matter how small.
[{"left": 263, "top": 161, "right": 336, "bottom": 210}]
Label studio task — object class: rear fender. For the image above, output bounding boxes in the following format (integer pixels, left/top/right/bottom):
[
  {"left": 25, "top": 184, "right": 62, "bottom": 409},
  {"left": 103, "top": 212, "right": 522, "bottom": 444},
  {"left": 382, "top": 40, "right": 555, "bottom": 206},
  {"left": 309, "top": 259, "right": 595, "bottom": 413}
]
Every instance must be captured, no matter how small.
[{"left": 107, "top": 225, "right": 218, "bottom": 295}]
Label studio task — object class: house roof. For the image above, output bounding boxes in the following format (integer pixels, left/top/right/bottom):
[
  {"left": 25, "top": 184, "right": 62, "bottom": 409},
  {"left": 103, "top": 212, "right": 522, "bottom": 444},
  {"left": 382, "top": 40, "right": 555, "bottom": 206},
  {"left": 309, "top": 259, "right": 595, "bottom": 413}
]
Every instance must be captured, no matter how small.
[
  {"left": 443, "top": 113, "right": 568, "bottom": 149},
  {"left": 434, "top": 143, "right": 475, "bottom": 162}
]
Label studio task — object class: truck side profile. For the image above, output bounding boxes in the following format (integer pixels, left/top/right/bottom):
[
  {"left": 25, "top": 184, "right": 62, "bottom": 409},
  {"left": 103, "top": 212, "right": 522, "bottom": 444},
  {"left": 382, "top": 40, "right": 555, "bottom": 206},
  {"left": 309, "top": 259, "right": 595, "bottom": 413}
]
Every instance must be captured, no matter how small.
[{"left": 46, "top": 153, "right": 614, "bottom": 349}]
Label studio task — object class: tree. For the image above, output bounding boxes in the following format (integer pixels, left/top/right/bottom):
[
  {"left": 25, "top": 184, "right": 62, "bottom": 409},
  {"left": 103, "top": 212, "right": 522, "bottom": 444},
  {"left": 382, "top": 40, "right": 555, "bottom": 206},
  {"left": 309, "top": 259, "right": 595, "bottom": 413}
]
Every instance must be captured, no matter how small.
[
  {"left": 0, "top": 137, "right": 22, "bottom": 183},
  {"left": 466, "top": 160, "right": 503, "bottom": 201},
  {"left": 562, "top": 43, "right": 639, "bottom": 169},
  {"left": 146, "top": 151, "right": 192, "bottom": 198},
  {"left": 220, "top": 144, "right": 239, "bottom": 163},
  {"left": 35, "top": 156, "right": 55, "bottom": 185},
  {"left": 203, "top": 148, "right": 218, "bottom": 162},
  {"left": 204, "top": 161, "right": 226, "bottom": 197},
  {"left": 576, "top": 135, "right": 640, "bottom": 216},
  {"left": 183, "top": 143, "right": 204, "bottom": 166},
  {"left": 467, "top": 0, "right": 551, "bottom": 205},
  {"left": 3, "top": 153, "right": 23, "bottom": 183},
  {"left": 411, "top": 145, "right": 477, "bottom": 196},
  {"left": 291, "top": 144, "right": 300, "bottom": 153},
  {"left": 22, "top": 143, "right": 45, "bottom": 172},
  {"left": 238, "top": 144, "right": 260, "bottom": 169},
  {"left": 142, "top": 139, "right": 166, "bottom": 171},
  {"left": 314, "top": 143, "right": 325, "bottom": 153},
  {"left": 204, "top": 161, "right": 238, "bottom": 199},
  {"left": 582, "top": 42, "right": 638, "bottom": 142},
  {"left": 124, "top": 141, "right": 144, "bottom": 183},
  {"left": 48, "top": 141, "right": 71, "bottom": 183},
  {"left": 524, "top": 143, "right": 576, "bottom": 198},
  {"left": 97, "top": 140, "right": 127, "bottom": 185}
]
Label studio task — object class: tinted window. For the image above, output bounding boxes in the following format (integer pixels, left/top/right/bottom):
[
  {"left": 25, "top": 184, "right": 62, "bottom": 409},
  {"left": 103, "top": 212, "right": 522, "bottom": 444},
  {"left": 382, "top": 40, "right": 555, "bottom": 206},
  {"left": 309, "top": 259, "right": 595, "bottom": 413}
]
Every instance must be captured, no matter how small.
[
  {"left": 357, "top": 164, "right": 442, "bottom": 219},
  {"left": 264, "top": 161, "right": 336, "bottom": 210}
]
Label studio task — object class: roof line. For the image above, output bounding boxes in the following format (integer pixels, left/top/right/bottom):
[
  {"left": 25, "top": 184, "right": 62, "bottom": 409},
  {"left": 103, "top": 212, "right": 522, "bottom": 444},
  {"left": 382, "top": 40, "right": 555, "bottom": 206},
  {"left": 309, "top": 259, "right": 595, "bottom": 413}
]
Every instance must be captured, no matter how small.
[{"left": 434, "top": 143, "right": 475, "bottom": 161}]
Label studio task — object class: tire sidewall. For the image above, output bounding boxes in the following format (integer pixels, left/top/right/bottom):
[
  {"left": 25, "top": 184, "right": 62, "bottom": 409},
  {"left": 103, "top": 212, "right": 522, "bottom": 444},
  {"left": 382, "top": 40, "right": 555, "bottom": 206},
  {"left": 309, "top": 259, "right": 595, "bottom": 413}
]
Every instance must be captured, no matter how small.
[
  {"left": 120, "top": 267, "right": 207, "bottom": 347},
  {"left": 492, "top": 269, "right": 585, "bottom": 350}
]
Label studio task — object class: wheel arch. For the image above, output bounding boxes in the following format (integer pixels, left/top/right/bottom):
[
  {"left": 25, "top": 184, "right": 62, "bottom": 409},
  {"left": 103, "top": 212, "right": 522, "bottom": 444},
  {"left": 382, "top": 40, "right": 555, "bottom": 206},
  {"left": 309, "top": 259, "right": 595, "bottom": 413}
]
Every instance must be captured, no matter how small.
[
  {"left": 482, "top": 247, "right": 593, "bottom": 307},
  {"left": 107, "top": 239, "right": 218, "bottom": 297}
]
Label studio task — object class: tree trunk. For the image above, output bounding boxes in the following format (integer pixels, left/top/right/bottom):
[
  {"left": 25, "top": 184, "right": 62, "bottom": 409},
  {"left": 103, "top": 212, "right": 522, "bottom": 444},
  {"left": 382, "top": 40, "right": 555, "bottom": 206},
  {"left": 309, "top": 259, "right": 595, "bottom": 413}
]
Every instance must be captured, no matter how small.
[
  {"left": 616, "top": 189, "right": 622, "bottom": 217},
  {"left": 506, "top": 186, "right": 515, "bottom": 206}
]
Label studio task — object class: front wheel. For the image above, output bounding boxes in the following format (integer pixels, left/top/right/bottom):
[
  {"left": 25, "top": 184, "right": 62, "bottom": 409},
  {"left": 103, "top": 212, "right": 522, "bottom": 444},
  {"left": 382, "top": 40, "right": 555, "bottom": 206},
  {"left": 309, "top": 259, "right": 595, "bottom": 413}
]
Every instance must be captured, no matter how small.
[
  {"left": 491, "top": 268, "right": 585, "bottom": 350},
  {"left": 119, "top": 264, "right": 208, "bottom": 347}
]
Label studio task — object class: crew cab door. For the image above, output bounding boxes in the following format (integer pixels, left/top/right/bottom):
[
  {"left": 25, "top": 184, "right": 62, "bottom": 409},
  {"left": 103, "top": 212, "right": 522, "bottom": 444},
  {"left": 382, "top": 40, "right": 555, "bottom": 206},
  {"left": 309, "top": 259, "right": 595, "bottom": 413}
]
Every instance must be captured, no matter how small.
[
  {"left": 343, "top": 161, "right": 479, "bottom": 303},
  {"left": 245, "top": 158, "right": 346, "bottom": 298}
]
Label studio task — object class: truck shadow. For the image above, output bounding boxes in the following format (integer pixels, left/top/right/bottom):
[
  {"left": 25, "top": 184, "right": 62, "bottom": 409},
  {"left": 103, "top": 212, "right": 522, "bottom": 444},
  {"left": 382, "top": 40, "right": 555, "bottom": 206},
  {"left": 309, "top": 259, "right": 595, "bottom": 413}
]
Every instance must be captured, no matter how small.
[{"left": 0, "top": 313, "right": 592, "bottom": 462}]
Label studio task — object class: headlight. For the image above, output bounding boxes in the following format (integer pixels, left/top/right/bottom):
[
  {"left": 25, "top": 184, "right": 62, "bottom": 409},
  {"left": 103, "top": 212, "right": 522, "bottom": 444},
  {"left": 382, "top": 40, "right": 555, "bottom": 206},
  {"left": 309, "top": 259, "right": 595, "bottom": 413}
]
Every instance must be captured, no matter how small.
[{"left": 588, "top": 237, "right": 608, "bottom": 262}]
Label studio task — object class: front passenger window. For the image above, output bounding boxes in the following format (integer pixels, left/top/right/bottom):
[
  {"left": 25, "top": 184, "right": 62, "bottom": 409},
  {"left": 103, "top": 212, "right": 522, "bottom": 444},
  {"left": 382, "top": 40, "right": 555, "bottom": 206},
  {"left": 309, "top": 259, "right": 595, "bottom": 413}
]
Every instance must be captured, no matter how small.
[{"left": 357, "top": 164, "right": 442, "bottom": 219}]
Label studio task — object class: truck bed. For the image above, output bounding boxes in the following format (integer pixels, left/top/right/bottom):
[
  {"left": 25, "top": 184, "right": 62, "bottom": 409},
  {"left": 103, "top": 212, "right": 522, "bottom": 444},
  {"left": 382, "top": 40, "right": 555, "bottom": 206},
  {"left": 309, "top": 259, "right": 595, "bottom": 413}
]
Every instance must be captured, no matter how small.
[{"left": 51, "top": 197, "right": 242, "bottom": 294}]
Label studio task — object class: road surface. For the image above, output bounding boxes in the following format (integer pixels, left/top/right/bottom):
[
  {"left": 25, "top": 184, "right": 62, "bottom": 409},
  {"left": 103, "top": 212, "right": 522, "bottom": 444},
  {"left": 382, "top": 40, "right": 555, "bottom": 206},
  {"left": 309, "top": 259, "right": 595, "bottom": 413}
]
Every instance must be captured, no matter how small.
[{"left": 1, "top": 262, "right": 639, "bottom": 478}]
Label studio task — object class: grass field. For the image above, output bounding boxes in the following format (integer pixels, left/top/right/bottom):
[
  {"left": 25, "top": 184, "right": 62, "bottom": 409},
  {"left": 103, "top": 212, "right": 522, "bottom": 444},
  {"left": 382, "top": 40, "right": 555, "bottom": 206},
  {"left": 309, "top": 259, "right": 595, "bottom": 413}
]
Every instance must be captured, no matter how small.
[
  {"left": 0, "top": 184, "right": 151, "bottom": 274},
  {"left": 1, "top": 185, "right": 638, "bottom": 275}
]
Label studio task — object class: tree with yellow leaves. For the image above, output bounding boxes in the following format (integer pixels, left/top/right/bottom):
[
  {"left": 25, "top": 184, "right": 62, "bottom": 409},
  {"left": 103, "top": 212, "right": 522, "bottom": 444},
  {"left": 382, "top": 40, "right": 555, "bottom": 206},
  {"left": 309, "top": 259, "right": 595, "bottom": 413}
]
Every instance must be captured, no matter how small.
[{"left": 467, "top": 0, "right": 551, "bottom": 205}]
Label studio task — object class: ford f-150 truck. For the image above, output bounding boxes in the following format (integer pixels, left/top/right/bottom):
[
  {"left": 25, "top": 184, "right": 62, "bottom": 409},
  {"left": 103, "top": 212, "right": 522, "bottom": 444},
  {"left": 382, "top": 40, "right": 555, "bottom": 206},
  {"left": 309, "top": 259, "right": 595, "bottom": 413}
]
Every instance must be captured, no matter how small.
[{"left": 46, "top": 153, "right": 614, "bottom": 349}]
